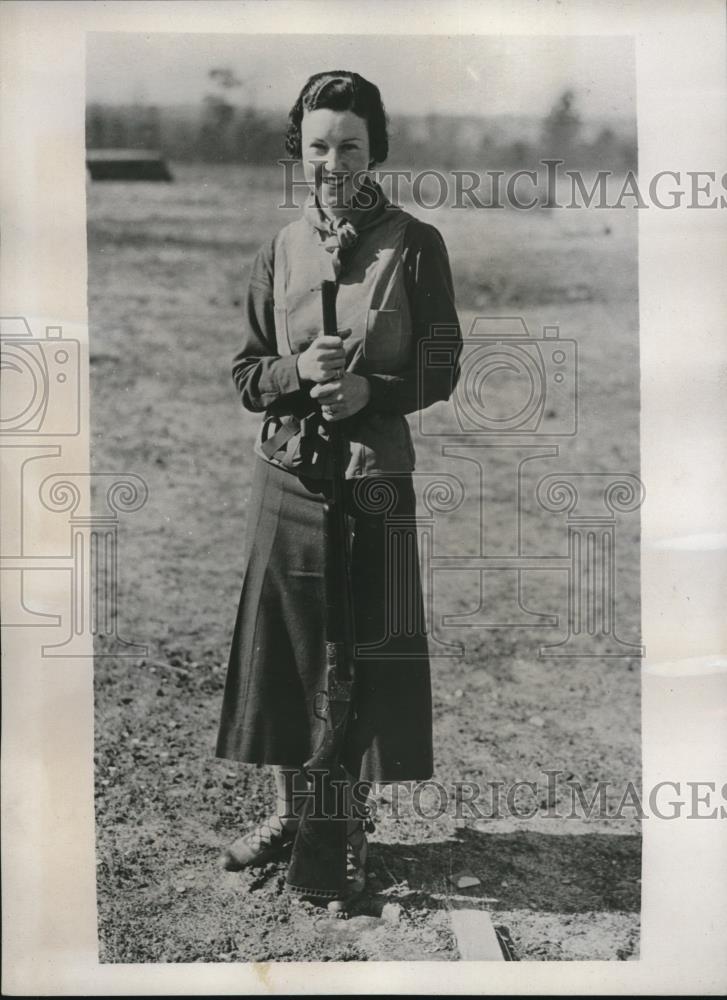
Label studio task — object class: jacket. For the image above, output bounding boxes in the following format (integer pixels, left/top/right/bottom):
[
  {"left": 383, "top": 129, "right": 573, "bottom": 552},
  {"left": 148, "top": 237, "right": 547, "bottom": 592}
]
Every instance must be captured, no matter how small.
[{"left": 231, "top": 197, "right": 462, "bottom": 479}]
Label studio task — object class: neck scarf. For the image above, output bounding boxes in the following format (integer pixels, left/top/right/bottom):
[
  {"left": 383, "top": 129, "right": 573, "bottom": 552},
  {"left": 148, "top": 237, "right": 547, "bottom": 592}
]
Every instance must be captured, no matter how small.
[{"left": 304, "top": 177, "right": 388, "bottom": 278}]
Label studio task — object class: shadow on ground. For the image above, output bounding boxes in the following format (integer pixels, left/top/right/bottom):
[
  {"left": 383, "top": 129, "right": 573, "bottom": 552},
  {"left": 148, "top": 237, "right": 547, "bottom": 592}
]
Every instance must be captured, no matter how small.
[{"left": 361, "top": 828, "right": 641, "bottom": 915}]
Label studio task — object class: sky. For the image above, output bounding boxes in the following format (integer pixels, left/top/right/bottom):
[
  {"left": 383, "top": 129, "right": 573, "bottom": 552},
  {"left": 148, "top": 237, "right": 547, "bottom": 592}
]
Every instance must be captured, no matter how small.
[{"left": 86, "top": 32, "right": 635, "bottom": 120}]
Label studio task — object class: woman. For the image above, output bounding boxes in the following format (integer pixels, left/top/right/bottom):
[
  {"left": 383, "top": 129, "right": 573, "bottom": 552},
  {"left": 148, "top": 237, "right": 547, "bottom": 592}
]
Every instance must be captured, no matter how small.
[{"left": 215, "top": 70, "right": 462, "bottom": 899}]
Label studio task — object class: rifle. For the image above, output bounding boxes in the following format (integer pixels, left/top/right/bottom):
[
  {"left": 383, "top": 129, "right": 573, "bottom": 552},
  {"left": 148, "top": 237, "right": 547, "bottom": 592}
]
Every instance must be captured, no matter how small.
[{"left": 285, "top": 279, "right": 357, "bottom": 901}]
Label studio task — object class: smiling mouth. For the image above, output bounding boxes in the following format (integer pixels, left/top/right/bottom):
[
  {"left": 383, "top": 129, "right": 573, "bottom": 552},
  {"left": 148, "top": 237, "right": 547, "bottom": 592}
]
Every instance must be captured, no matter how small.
[{"left": 318, "top": 175, "right": 352, "bottom": 208}]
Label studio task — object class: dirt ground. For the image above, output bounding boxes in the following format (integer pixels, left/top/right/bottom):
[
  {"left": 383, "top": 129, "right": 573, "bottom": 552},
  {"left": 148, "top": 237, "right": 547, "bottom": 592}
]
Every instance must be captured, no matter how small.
[{"left": 89, "top": 163, "right": 641, "bottom": 962}]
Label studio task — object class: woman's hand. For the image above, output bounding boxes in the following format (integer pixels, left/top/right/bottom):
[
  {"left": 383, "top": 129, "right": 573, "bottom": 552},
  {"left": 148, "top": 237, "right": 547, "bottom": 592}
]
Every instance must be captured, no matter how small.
[
  {"left": 310, "top": 373, "right": 371, "bottom": 421},
  {"left": 296, "top": 335, "right": 346, "bottom": 384}
]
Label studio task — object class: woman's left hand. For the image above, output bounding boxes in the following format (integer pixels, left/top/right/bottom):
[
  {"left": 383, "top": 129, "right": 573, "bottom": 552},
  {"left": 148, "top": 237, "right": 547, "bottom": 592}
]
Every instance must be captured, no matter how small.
[{"left": 310, "top": 373, "right": 371, "bottom": 421}]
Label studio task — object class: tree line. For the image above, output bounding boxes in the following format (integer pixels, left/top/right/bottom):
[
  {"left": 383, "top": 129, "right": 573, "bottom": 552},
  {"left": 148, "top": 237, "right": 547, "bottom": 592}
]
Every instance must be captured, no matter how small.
[{"left": 86, "top": 81, "right": 636, "bottom": 172}]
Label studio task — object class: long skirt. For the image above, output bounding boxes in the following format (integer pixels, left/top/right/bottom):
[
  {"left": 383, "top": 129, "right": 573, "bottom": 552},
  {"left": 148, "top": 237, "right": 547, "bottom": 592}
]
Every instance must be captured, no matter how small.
[{"left": 215, "top": 455, "right": 433, "bottom": 783}]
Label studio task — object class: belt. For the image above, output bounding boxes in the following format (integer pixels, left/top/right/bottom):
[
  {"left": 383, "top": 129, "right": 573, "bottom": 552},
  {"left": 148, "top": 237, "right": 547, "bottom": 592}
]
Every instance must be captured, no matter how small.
[{"left": 259, "top": 407, "right": 325, "bottom": 460}]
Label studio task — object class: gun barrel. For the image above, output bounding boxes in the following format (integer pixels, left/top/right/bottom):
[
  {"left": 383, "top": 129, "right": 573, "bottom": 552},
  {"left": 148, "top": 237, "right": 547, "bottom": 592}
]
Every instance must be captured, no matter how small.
[{"left": 285, "top": 275, "right": 356, "bottom": 901}]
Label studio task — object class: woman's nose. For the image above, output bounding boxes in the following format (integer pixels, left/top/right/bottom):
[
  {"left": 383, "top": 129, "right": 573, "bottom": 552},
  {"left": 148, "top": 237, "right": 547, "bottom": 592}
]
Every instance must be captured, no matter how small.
[{"left": 325, "top": 148, "right": 344, "bottom": 173}]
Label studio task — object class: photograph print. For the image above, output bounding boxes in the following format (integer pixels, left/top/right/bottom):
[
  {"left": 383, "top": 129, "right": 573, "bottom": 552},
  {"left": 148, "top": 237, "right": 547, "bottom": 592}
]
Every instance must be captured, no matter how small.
[{"left": 86, "top": 29, "right": 641, "bottom": 963}]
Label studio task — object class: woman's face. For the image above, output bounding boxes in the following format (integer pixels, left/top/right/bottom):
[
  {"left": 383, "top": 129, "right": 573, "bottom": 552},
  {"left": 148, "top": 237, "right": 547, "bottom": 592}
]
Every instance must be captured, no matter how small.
[{"left": 301, "top": 108, "right": 372, "bottom": 217}]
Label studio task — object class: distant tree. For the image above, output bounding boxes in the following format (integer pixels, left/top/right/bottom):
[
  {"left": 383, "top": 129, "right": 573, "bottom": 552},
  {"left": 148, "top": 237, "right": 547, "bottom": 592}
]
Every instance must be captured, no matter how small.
[
  {"left": 617, "top": 130, "right": 638, "bottom": 173},
  {"left": 163, "top": 107, "right": 199, "bottom": 160},
  {"left": 209, "top": 67, "right": 243, "bottom": 91},
  {"left": 107, "top": 110, "right": 128, "bottom": 148},
  {"left": 86, "top": 104, "right": 107, "bottom": 149},
  {"left": 199, "top": 67, "right": 243, "bottom": 161},
  {"left": 541, "top": 89, "right": 582, "bottom": 160},
  {"left": 584, "top": 124, "right": 638, "bottom": 173},
  {"left": 505, "top": 140, "right": 533, "bottom": 170},
  {"left": 588, "top": 126, "right": 618, "bottom": 171},
  {"left": 142, "top": 105, "right": 162, "bottom": 150},
  {"left": 127, "top": 102, "right": 162, "bottom": 150},
  {"left": 233, "top": 106, "right": 283, "bottom": 163}
]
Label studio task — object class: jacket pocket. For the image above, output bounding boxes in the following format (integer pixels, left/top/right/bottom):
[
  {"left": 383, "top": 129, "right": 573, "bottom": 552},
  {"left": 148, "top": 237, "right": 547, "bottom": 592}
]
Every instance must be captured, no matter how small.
[{"left": 364, "top": 308, "right": 404, "bottom": 371}]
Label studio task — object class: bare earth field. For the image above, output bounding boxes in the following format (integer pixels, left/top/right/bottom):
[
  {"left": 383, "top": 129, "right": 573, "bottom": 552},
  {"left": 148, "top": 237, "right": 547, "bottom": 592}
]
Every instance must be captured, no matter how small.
[{"left": 89, "top": 163, "right": 641, "bottom": 962}]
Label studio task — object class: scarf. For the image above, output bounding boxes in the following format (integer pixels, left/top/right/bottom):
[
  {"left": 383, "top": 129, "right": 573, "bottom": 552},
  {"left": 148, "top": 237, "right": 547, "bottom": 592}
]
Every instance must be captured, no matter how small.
[{"left": 303, "top": 177, "right": 387, "bottom": 279}]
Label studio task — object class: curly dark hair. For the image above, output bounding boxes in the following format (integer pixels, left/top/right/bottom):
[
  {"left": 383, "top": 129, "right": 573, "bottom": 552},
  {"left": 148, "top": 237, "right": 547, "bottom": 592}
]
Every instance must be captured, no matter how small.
[{"left": 285, "top": 70, "right": 389, "bottom": 165}]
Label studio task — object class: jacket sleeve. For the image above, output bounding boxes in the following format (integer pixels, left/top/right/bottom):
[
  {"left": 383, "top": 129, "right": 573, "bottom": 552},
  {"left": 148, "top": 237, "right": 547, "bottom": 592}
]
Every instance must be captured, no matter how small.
[
  {"left": 363, "top": 220, "right": 462, "bottom": 416},
  {"left": 231, "top": 236, "right": 310, "bottom": 414}
]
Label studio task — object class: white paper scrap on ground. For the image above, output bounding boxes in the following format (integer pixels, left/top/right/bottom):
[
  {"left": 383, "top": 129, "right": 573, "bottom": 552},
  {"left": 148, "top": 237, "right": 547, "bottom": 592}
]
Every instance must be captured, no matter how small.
[
  {"left": 450, "top": 908, "right": 505, "bottom": 961},
  {"left": 449, "top": 873, "right": 482, "bottom": 889}
]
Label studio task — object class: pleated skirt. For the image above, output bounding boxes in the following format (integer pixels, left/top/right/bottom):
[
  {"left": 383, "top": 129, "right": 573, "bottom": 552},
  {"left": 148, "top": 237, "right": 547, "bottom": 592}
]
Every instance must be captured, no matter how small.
[{"left": 215, "top": 455, "right": 433, "bottom": 783}]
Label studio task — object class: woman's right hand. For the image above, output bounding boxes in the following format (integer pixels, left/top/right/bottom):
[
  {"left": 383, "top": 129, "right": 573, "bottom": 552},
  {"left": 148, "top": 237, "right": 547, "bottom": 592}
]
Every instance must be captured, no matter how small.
[{"left": 296, "top": 334, "right": 346, "bottom": 384}]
